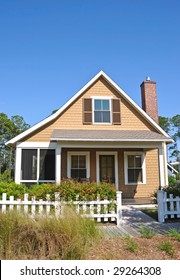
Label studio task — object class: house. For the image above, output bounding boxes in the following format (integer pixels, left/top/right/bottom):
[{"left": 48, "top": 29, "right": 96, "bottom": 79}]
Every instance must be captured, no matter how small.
[
  {"left": 6, "top": 71, "right": 173, "bottom": 199},
  {"left": 168, "top": 162, "right": 180, "bottom": 176}
]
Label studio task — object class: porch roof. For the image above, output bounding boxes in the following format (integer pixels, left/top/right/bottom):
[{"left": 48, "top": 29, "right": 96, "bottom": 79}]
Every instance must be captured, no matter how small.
[{"left": 51, "top": 129, "right": 172, "bottom": 142}]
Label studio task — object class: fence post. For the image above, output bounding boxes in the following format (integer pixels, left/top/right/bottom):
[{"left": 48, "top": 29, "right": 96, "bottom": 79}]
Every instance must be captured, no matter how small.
[
  {"left": 46, "top": 194, "right": 51, "bottom": 215},
  {"left": 97, "top": 194, "right": 101, "bottom": 222},
  {"left": 24, "top": 194, "right": 29, "bottom": 214},
  {"left": 116, "top": 191, "right": 122, "bottom": 226},
  {"left": 9, "top": 196, "right": 14, "bottom": 211},
  {"left": 2, "top": 193, "right": 7, "bottom": 213},
  {"left": 31, "top": 196, "right": 36, "bottom": 217},
  {"left": 55, "top": 192, "right": 61, "bottom": 217},
  {"left": 157, "top": 190, "right": 165, "bottom": 223}
]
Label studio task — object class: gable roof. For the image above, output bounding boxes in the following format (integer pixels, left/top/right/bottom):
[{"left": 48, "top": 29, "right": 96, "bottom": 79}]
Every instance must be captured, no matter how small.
[{"left": 6, "top": 70, "right": 173, "bottom": 146}]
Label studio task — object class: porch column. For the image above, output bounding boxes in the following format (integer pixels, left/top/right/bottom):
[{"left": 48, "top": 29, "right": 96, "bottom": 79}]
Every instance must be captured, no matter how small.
[
  {"left": 56, "top": 144, "right": 61, "bottom": 183},
  {"left": 158, "top": 144, "right": 165, "bottom": 188},
  {"left": 15, "top": 147, "right": 21, "bottom": 184},
  {"left": 163, "top": 142, "right": 168, "bottom": 186}
]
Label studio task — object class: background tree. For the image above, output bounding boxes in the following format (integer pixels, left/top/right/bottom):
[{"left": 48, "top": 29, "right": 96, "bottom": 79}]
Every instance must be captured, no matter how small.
[
  {"left": 0, "top": 113, "right": 30, "bottom": 179},
  {"left": 158, "top": 116, "right": 171, "bottom": 134},
  {"left": 159, "top": 114, "right": 180, "bottom": 161}
]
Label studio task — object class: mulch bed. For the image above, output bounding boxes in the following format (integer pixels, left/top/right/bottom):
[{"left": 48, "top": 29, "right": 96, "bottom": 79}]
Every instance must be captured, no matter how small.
[{"left": 86, "top": 236, "right": 180, "bottom": 260}]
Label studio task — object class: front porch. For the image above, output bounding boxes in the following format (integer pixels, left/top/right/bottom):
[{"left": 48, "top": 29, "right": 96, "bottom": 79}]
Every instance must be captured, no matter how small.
[
  {"left": 61, "top": 144, "right": 160, "bottom": 199},
  {"left": 15, "top": 136, "right": 168, "bottom": 199}
]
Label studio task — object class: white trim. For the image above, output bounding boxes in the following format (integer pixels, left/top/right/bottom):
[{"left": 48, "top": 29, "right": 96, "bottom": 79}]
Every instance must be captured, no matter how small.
[
  {"left": 15, "top": 148, "right": 21, "bottom": 184},
  {"left": 158, "top": 145, "right": 165, "bottom": 187},
  {"left": 124, "top": 151, "right": 146, "bottom": 185},
  {"left": 90, "top": 96, "right": 113, "bottom": 99},
  {"left": 96, "top": 151, "right": 118, "bottom": 190},
  {"left": 17, "top": 142, "right": 57, "bottom": 148},
  {"left": 92, "top": 97, "right": 112, "bottom": 125},
  {"left": 163, "top": 142, "right": 168, "bottom": 186},
  {"left": 56, "top": 144, "right": 61, "bottom": 183},
  {"left": 37, "top": 148, "right": 40, "bottom": 181},
  {"left": 52, "top": 138, "right": 170, "bottom": 142},
  {"left": 18, "top": 147, "right": 57, "bottom": 184},
  {"left": 60, "top": 141, "right": 163, "bottom": 149},
  {"left": 20, "top": 180, "right": 56, "bottom": 183},
  {"left": 67, "top": 151, "right": 90, "bottom": 179},
  {"left": 6, "top": 70, "right": 172, "bottom": 146}
]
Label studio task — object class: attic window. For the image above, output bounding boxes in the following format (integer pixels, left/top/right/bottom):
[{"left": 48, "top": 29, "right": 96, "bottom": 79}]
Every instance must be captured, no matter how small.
[
  {"left": 94, "top": 99, "right": 111, "bottom": 123},
  {"left": 83, "top": 97, "right": 121, "bottom": 125}
]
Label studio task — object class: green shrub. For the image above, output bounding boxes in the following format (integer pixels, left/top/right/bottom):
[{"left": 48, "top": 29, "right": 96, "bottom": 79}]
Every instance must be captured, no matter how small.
[
  {"left": 152, "top": 177, "right": 180, "bottom": 201},
  {"left": 168, "top": 175, "right": 177, "bottom": 187},
  {"left": 0, "top": 208, "right": 99, "bottom": 260},
  {"left": 164, "top": 181, "right": 180, "bottom": 197},
  {"left": 28, "top": 179, "right": 116, "bottom": 201},
  {"left": 0, "top": 180, "right": 116, "bottom": 203},
  {"left": 0, "top": 182, "right": 28, "bottom": 200},
  {"left": 0, "top": 170, "right": 13, "bottom": 183}
]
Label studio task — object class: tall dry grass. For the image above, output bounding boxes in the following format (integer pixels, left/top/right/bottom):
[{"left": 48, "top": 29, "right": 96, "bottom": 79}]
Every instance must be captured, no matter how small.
[{"left": 0, "top": 207, "right": 99, "bottom": 260}]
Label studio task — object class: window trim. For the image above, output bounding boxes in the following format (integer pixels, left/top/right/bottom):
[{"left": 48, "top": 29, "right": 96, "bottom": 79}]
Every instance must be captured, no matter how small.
[
  {"left": 67, "top": 152, "right": 90, "bottom": 179},
  {"left": 92, "top": 96, "right": 112, "bottom": 124},
  {"left": 124, "top": 151, "right": 146, "bottom": 185}
]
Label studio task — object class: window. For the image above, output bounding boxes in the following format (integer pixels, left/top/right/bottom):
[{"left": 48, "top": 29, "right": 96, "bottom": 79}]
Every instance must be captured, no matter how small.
[
  {"left": 124, "top": 152, "right": 146, "bottom": 184},
  {"left": 71, "top": 155, "right": 86, "bottom": 179},
  {"left": 83, "top": 98, "right": 121, "bottom": 125},
  {"left": 21, "top": 149, "right": 55, "bottom": 182},
  {"left": 21, "top": 149, "right": 37, "bottom": 180},
  {"left": 67, "top": 152, "right": 90, "bottom": 181},
  {"left": 39, "top": 149, "right": 55, "bottom": 180},
  {"left": 94, "top": 99, "right": 110, "bottom": 123}
]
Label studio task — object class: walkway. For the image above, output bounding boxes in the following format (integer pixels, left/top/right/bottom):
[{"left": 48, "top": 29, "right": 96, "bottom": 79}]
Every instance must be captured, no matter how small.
[{"left": 99, "top": 204, "right": 180, "bottom": 237}]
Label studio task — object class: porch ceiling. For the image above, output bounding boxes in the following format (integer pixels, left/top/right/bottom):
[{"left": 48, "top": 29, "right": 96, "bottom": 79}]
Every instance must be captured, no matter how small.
[{"left": 51, "top": 129, "right": 172, "bottom": 142}]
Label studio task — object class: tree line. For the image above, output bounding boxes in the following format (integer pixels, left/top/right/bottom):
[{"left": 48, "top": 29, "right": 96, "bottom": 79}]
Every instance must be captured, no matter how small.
[
  {"left": 159, "top": 115, "right": 180, "bottom": 161},
  {"left": 0, "top": 112, "right": 179, "bottom": 181},
  {"left": 0, "top": 113, "right": 30, "bottom": 177}
]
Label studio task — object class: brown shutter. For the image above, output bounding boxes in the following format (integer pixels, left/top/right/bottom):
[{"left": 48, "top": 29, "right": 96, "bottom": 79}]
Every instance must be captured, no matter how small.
[
  {"left": 83, "top": 98, "right": 92, "bottom": 124},
  {"left": 112, "top": 99, "right": 121, "bottom": 125}
]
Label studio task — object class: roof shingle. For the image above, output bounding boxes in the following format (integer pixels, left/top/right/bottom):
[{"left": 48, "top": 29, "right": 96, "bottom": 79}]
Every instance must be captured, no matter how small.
[{"left": 51, "top": 129, "right": 172, "bottom": 142}]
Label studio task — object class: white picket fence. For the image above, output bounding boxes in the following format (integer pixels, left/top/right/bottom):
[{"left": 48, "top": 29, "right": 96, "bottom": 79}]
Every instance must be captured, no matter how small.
[
  {"left": 0, "top": 191, "right": 122, "bottom": 226},
  {"left": 157, "top": 190, "right": 180, "bottom": 222}
]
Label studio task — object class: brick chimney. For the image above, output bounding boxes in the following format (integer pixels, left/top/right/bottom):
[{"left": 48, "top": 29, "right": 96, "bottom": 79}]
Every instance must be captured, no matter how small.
[{"left": 140, "top": 77, "right": 158, "bottom": 123}]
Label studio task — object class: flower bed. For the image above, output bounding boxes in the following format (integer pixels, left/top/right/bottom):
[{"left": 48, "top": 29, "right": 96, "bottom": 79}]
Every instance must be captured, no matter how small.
[{"left": 0, "top": 179, "right": 116, "bottom": 201}]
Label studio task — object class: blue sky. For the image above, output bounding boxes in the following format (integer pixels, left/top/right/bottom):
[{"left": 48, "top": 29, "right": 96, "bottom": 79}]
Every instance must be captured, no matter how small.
[{"left": 0, "top": 0, "right": 180, "bottom": 127}]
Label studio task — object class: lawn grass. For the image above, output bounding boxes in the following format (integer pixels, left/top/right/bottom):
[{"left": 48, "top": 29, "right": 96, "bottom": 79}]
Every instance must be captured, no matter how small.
[{"left": 141, "top": 208, "right": 158, "bottom": 221}]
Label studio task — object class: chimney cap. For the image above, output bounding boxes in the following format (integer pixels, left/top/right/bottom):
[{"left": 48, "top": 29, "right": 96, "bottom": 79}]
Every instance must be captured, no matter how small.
[{"left": 146, "top": 76, "right": 151, "bottom": 81}]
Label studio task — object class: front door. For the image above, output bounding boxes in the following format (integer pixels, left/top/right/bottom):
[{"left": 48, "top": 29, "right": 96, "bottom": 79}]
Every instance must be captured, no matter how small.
[{"left": 99, "top": 155, "right": 115, "bottom": 183}]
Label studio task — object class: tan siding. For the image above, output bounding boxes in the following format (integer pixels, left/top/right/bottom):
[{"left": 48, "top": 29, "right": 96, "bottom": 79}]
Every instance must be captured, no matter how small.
[
  {"left": 23, "top": 77, "right": 156, "bottom": 142},
  {"left": 120, "top": 148, "right": 159, "bottom": 198}
]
